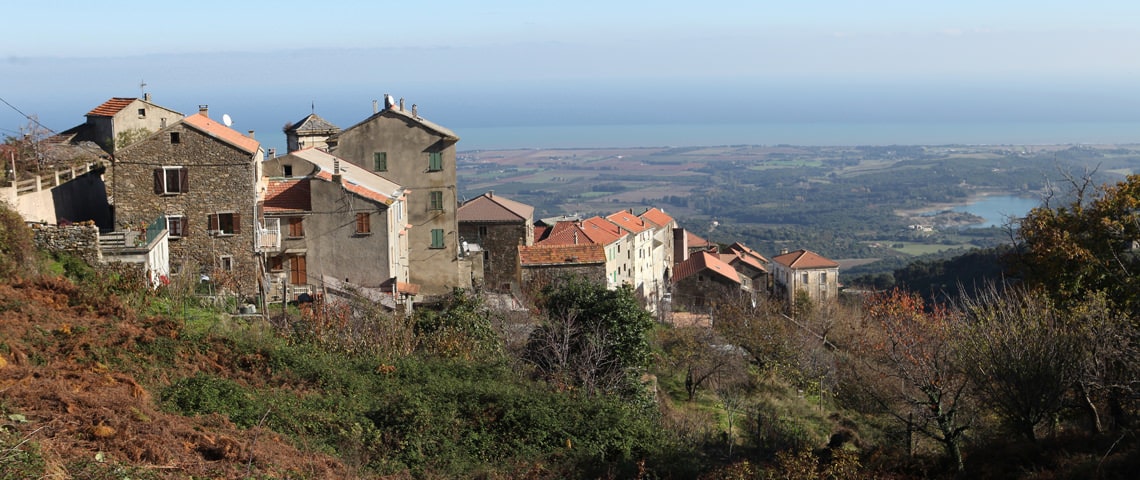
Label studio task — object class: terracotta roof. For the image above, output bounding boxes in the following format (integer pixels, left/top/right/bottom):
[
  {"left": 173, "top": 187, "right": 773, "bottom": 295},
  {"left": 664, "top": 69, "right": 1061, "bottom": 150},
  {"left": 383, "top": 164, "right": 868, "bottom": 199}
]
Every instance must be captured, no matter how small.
[
  {"left": 772, "top": 249, "right": 839, "bottom": 269},
  {"left": 288, "top": 147, "right": 404, "bottom": 206},
  {"left": 85, "top": 97, "right": 137, "bottom": 117},
  {"left": 727, "top": 242, "right": 769, "bottom": 264},
  {"left": 534, "top": 225, "right": 551, "bottom": 242},
  {"left": 639, "top": 207, "right": 674, "bottom": 228},
  {"left": 334, "top": 105, "right": 459, "bottom": 143},
  {"left": 721, "top": 251, "right": 767, "bottom": 274},
  {"left": 673, "top": 251, "right": 742, "bottom": 285},
  {"left": 519, "top": 243, "right": 606, "bottom": 266},
  {"left": 287, "top": 113, "right": 340, "bottom": 133},
  {"left": 686, "top": 230, "right": 711, "bottom": 248},
  {"left": 181, "top": 113, "right": 261, "bottom": 154},
  {"left": 583, "top": 216, "right": 624, "bottom": 238},
  {"left": 264, "top": 179, "right": 312, "bottom": 212},
  {"left": 458, "top": 192, "right": 534, "bottom": 223},
  {"left": 606, "top": 210, "right": 653, "bottom": 234}
]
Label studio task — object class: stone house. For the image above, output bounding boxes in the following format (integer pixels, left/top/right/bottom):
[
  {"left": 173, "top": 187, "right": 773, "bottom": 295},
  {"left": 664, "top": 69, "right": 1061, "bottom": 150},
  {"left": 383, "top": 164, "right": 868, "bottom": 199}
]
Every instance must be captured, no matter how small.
[
  {"left": 721, "top": 242, "right": 770, "bottom": 293},
  {"left": 112, "top": 107, "right": 263, "bottom": 296},
  {"left": 518, "top": 243, "right": 607, "bottom": 297},
  {"left": 540, "top": 218, "right": 627, "bottom": 290},
  {"left": 261, "top": 148, "right": 411, "bottom": 305},
  {"left": 325, "top": 99, "right": 467, "bottom": 297},
  {"left": 771, "top": 249, "right": 840, "bottom": 306},
  {"left": 672, "top": 250, "right": 749, "bottom": 310},
  {"left": 638, "top": 207, "right": 676, "bottom": 307},
  {"left": 457, "top": 191, "right": 534, "bottom": 292}
]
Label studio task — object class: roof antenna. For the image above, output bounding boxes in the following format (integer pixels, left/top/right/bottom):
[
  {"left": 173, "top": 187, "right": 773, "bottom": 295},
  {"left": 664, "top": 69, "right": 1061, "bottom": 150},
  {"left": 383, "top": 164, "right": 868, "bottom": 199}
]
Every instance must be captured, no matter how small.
[
  {"left": 311, "top": 101, "right": 315, "bottom": 114},
  {"left": 139, "top": 79, "right": 147, "bottom": 97}
]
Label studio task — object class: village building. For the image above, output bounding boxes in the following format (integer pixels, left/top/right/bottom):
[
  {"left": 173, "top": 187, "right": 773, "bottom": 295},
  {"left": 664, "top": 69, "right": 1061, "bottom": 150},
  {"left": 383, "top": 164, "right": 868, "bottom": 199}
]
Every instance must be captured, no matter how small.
[
  {"left": 672, "top": 250, "right": 750, "bottom": 311},
  {"left": 261, "top": 147, "right": 411, "bottom": 306},
  {"left": 284, "top": 113, "right": 340, "bottom": 153},
  {"left": 325, "top": 98, "right": 468, "bottom": 296},
  {"left": 112, "top": 106, "right": 263, "bottom": 296},
  {"left": 62, "top": 95, "right": 184, "bottom": 154},
  {"left": 771, "top": 249, "right": 840, "bottom": 306},
  {"left": 457, "top": 191, "right": 535, "bottom": 292},
  {"left": 518, "top": 243, "right": 607, "bottom": 296}
]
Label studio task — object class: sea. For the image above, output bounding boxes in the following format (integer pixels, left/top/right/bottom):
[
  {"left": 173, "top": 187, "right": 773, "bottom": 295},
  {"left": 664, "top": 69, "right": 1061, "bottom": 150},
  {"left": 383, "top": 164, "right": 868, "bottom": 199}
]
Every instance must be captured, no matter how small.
[{"left": 451, "top": 121, "right": 1140, "bottom": 151}]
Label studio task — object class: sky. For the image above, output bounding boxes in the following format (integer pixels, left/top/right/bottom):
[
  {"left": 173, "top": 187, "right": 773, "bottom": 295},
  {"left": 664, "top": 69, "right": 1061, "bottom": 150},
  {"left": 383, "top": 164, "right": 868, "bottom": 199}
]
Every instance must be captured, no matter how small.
[{"left": 4, "top": 0, "right": 1140, "bottom": 149}]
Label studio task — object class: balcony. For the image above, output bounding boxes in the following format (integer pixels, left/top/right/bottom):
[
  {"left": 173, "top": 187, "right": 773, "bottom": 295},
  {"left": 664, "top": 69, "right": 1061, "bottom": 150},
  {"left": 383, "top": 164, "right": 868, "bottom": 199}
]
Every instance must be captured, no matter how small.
[{"left": 258, "top": 218, "right": 281, "bottom": 251}]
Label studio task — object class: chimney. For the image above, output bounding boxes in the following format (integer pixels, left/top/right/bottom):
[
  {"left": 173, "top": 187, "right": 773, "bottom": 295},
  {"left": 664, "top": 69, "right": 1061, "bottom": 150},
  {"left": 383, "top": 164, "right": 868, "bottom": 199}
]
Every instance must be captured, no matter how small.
[
  {"left": 332, "top": 158, "right": 342, "bottom": 183},
  {"left": 780, "top": 248, "right": 789, "bottom": 255},
  {"left": 247, "top": 130, "right": 255, "bottom": 139},
  {"left": 372, "top": 100, "right": 379, "bottom": 114},
  {"left": 412, "top": 104, "right": 418, "bottom": 117},
  {"left": 399, "top": 98, "right": 405, "bottom": 111},
  {"left": 143, "top": 93, "right": 151, "bottom": 102},
  {"left": 198, "top": 105, "right": 208, "bottom": 117},
  {"left": 488, "top": 190, "right": 493, "bottom": 198},
  {"left": 573, "top": 231, "right": 579, "bottom": 244}
]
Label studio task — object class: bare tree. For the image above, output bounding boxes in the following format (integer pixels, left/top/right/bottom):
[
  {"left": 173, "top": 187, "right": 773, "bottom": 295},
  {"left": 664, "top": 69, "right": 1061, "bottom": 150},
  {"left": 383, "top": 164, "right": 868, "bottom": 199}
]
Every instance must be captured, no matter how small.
[{"left": 841, "top": 289, "right": 971, "bottom": 472}]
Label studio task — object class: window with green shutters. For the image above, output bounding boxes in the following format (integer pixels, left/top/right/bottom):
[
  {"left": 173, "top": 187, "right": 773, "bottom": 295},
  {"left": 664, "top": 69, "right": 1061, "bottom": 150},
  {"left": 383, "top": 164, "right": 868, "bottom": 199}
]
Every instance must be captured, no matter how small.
[
  {"left": 373, "top": 152, "right": 387, "bottom": 172},
  {"left": 429, "top": 190, "right": 443, "bottom": 210},
  {"left": 428, "top": 152, "right": 442, "bottom": 171},
  {"left": 430, "top": 228, "right": 444, "bottom": 248}
]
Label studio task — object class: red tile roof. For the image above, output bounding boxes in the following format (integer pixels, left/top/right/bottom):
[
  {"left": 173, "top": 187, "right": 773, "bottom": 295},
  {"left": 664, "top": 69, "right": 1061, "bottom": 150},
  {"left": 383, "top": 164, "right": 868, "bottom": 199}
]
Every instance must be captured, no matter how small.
[
  {"left": 639, "top": 207, "right": 674, "bottom": 228},
  {"left": 264, "top": 179, "right": 311, "bottom": 212},
  {"left": 772, "top": 249, "right": 839, "bottom": 269},
  {"left": 182, "top": 113, "right": 260, "bottom": 154},
  {"left": 721, "top": 251, "right": 767, "bottom": 274},
  {"left": 727, "top": 242, "right": 769, "bottom": 264},
  {"left": 519, "top": 244, "right": 606, "bottom": 266},
  {"left": 606, "top": 210, "right": 652, "bottom": 234},
  {"left": 85, "top": 97, "right": 137, "bottom": 117},
  {"left": 534, "top": 225, "right": 551, "bottom": 242},
  {"left": 458, "top": 192, "right": 534, "bottom": 222},
  {"left": 686, "top": 230, "right": 711, "bottom": 248},
  {"left": 540, "top": 219, "right": 624, "bottom": 246},
  {"left": 583, "top": 216, "right": 624, "bottom": 238},
  {"left": 673, "top": 251, "right": 742, "bottom": 285}
]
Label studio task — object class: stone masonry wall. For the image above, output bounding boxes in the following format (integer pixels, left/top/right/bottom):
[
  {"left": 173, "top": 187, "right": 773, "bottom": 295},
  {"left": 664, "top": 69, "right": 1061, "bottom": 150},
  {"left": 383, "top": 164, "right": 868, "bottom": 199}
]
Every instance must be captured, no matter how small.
[
  {"left": 30, "top": 222, "right": 101, "bottom": 265},
  {"left": 459, "top": 221, "right": 525, "bottom": 291},
  {"left": 114, "top": 121, "right": 259, "bottom": 296}
]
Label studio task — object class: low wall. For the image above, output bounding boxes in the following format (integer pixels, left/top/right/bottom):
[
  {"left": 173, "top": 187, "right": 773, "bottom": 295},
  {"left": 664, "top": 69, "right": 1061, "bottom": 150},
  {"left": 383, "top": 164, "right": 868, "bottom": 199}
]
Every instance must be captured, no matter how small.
[{"left": 30, "top": 222, "right": 101, "bottom": 265}]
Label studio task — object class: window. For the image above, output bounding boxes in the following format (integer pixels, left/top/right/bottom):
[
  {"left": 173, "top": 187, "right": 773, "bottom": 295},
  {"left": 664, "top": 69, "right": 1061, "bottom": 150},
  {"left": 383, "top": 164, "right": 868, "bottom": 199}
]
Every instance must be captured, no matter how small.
[
  {"left": 820, "top": 272, "right": 827, "bottom": 284},
  {"left": 478, "top": 226, "right": 488, "bottom": 237},
  {"left": 287, "top": 217, "right": 304, "bottom": 238},
  {"left": 269, "top": 256, "right": 284, "bottom": 272},
  {"left": 220, "top": 256, "right": 234, "bottom": 272},
  {"left": 207, "top": 212, "right": 240, "bottom": 235},
  {"left": 428, "top": 152, "right": 442, "bottom": 171},
  {"left": 801, "top": 273, "right": 809, "bottom": 284},
  {"left": 355, "top": 212, "right": 371, "bottom": 234},
  {"left": 166, "top": 215, "right": 187, "bottom": 238},
  {"left": 154, "top": 167, "right": 188, "bottom": 195},
  {"left": 373, "top": 152, "right": 388, "bottom": 172},
  {"left": 430, "top": 228, "right": 445, "bottom": 249},
  {"left": 429, "top": 190, "right": 444, "bottom": 210},
  {"left": 169, "top": 132, "right": 180, "bottom": 144},
  {"left": 137, "top": 108, "right": 146, "bottom": 118},
  {"left": 283, "top": 164, "right": 293, "bottom": 177}
]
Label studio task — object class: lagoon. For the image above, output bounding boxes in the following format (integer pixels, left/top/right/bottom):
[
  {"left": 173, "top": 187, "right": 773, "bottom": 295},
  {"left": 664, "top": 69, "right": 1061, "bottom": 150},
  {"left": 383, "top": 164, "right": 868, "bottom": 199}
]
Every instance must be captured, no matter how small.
[{"left": 951, "top": 195, "right": 1043, "bottom": 228}]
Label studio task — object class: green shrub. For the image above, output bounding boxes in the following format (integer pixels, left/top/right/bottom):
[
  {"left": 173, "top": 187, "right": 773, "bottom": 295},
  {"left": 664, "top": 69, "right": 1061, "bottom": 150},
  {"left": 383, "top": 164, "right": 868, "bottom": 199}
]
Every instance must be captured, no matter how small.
[
  {"left": 161, "top": 373, "right": 260, "bottom": 427},
  {"left": 0, "top": 203, "right": 35, "bottom": 282}
]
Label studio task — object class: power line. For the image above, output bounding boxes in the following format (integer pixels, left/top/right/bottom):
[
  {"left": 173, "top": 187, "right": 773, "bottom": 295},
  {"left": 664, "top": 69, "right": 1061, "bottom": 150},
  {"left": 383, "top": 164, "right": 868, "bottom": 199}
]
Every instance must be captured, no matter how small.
[{"left": 0, "top": 95, "right": 58, "bottom": 135}]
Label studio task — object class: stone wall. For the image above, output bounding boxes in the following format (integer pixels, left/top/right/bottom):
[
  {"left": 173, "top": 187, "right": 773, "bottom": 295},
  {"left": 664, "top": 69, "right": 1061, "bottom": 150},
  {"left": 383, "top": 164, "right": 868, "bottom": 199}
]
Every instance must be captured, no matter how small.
[
  {"left": 459, "top": 221, "right": 526, "bottom": 291},
  {"left": 30, "top": 222, "right": 101, "bottom": 264}
]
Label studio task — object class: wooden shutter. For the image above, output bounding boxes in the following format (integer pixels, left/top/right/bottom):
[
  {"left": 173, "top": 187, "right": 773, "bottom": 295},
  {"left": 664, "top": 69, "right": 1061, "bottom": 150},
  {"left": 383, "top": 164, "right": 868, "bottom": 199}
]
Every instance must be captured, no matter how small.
[
  {"left": 178, "top": 217, "right": 189, "bottom": 237},
  {"left": 179, "top": 167, "right": 189, "bottom": 192},
  {"left": 208, "top": 214, "right": 219, "bottom": 232},
  {"left": 290, "top": 255, "right": 307, "bottom": 285},
  {"left": 231, "top": 213, "right": 241, "bottom": 234},
  {"left": 153, "top": 169, "right": 163, "bottom": 194}
]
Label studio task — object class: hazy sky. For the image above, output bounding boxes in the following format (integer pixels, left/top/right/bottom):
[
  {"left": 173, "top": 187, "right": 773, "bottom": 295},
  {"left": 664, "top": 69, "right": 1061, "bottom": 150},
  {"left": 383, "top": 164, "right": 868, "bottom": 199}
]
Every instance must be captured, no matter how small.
[{"left": 4, "top": 1, "right": 1140, "bottom": 147}]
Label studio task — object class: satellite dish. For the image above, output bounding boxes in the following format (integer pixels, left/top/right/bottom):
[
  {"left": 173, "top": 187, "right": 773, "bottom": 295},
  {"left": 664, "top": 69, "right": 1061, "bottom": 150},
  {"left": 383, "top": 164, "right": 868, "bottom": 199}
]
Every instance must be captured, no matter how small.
[{"left": 222, "top": 114, "right": 233, "bottom": 127}]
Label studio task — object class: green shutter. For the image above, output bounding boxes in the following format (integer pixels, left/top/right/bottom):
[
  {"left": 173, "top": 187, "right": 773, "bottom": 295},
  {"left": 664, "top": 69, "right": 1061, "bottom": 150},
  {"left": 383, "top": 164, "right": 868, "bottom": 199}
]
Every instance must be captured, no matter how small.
[
  {"left": 430, "top": 191, "right": 443, "bottom": 210},
  {"left": 431, "top": 228, "right": 444, "bottom": 248},
  {"left": 373, "top": 152, "right": 387, "bottom": 171},
  {"left": 429, "top": 152, "right": 442, "bottom": 171}
]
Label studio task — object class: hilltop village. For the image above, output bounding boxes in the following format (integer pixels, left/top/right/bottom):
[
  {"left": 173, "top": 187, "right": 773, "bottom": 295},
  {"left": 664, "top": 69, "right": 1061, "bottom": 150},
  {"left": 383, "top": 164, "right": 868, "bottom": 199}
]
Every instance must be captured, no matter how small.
[{"left": 2, "top": 94, "right": 839, "bottom": 315}]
